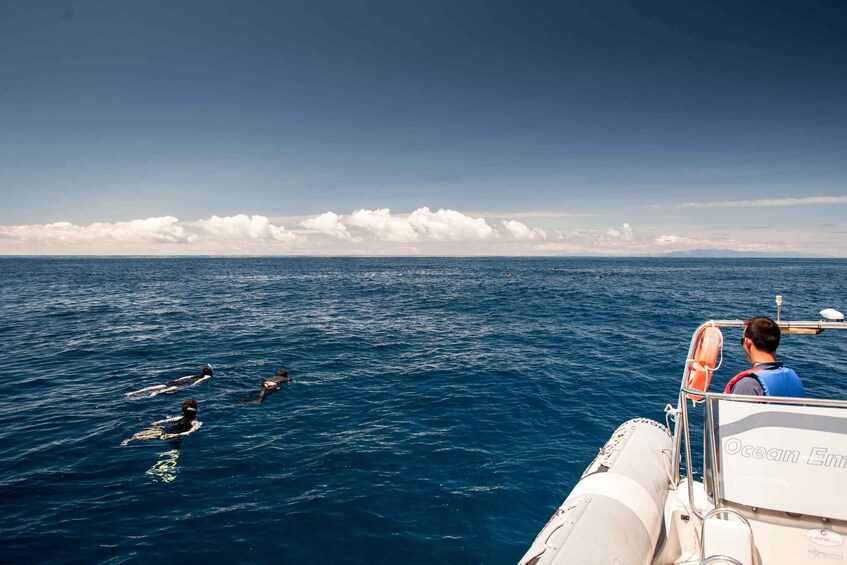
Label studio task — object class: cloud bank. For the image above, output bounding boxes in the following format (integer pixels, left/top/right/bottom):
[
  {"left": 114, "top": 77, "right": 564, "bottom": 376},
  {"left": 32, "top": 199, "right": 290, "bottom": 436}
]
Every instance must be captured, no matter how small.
[
  {"left": 0, "top": 217, "right": 191, "bottom": 245},
  {"left": 0, "top": 207, "right": 841, "bottom": 256}
]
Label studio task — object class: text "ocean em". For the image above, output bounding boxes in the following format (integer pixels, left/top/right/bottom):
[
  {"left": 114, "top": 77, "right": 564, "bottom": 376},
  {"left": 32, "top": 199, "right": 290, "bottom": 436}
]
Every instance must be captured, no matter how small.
[{"left": 724, "top": 438, "right": 847, "bottom": 469}]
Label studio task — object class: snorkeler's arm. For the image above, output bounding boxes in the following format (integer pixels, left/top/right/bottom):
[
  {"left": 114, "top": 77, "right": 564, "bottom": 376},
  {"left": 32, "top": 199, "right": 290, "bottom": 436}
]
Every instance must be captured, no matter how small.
[
  {"left": 121, "top": 427, "right": 165, "bottom": 445},
  {"left": 169, "top": 375, "right": 198, "bottom": 385},
  {"left": 149, "top": 386, "right": 178, "bottom": 397},
  {"left": 188, "top": 375, "right": 211, "bottom": 387},
  {"left": 151, "top": 415, "right": 180, "bottom": 427},
  {"left": 125, "top": 384, "right": 167, "bottom": 397}
]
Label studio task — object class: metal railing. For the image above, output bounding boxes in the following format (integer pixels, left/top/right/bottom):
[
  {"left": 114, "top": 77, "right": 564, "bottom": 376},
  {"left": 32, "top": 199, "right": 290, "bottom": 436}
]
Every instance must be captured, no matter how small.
[
  {"left": 699, "top": 508, "right": 754, "bottom": 564},
  {"left": 700, "top": 557, "right": 744, "bottom": 565}
]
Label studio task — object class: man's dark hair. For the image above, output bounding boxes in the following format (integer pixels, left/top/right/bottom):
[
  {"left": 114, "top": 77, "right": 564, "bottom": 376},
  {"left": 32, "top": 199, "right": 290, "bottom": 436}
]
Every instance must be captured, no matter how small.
[
  {"left": 181, "top": 398, "right": 198, "bottom": 414},
  {"left": 202, "top": 366, "right": 212, "bottom": 376},
  {"left": 743, "top": 316, "right": 781, "bottom": 354},
  {"left": 276, "top": 369, "right": 288, "bottom": 377}
]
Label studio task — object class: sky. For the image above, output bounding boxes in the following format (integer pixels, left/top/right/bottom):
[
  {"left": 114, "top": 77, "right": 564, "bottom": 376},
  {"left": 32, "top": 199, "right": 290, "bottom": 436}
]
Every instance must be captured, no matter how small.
[{"left": 1, "top": 0, "right": 846, "bottom": 256}]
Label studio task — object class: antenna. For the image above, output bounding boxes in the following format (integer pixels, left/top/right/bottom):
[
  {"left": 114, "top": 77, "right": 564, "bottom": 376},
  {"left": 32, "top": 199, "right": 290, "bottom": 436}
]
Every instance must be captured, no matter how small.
[{"left": 775, "top": 295, "right": 783, "bottom": 321}]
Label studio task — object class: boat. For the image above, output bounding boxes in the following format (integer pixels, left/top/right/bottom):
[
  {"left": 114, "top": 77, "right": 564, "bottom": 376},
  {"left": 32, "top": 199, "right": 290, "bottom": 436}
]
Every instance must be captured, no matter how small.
[{"left": 519, "top": 299, "right": 847, "bottom": 564}]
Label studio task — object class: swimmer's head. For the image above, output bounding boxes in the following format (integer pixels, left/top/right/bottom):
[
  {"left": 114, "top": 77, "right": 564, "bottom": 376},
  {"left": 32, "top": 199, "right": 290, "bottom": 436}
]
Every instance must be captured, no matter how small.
[
  {"left": 276, "top": 369, "right": 288, "bottom": 378},
  {"left": 181, "top": 398, "right": 198, "bottom": 417},
  {"left": 202, "top": 365, "right": 213, "bottom": 376}
]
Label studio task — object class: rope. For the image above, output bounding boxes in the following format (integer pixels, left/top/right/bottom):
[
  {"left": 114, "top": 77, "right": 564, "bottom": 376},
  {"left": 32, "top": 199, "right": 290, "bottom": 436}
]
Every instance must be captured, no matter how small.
[
  {"left": 712, "top": 327, "right": 724, "bottom": 372},
  {"left": 664, "top": 404, "right": 681, "bottom": 430}
]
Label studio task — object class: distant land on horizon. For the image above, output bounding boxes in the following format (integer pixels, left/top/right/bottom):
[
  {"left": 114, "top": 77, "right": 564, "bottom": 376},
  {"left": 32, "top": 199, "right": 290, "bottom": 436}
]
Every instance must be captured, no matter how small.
[{"left": 660, "top": 249, "right": 833, "bottom": 259}]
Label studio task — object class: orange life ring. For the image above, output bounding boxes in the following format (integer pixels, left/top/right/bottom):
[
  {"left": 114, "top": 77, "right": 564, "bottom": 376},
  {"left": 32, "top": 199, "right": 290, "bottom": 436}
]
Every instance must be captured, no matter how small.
[{"left": 687, "top": 326, "right": 722, "bottom": 400}]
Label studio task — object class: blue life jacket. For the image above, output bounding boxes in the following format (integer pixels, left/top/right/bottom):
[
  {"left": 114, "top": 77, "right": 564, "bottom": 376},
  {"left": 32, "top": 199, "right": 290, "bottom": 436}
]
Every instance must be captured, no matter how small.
[{"left": 752, "top": 364, "right": 805, "bottom": 398}]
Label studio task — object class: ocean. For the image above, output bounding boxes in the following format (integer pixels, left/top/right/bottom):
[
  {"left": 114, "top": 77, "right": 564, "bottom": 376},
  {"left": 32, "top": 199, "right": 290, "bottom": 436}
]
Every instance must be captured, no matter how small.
[{"left": 1, "top": 257, "right": 845, "bottom": 564}]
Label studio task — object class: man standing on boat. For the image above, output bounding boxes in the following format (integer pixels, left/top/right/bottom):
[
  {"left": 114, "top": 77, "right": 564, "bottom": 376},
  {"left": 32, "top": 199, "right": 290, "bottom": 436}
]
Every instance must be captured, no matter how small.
[{"left": 725, "top": 316, "right": 805, "bottom": 397}]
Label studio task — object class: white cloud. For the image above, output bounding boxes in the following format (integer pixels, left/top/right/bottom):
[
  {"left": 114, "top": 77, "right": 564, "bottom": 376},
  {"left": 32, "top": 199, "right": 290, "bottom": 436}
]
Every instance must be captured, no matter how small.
[
  {"left": 501, "top": 220, "right": 547, "bottom": 240},
  {"left": 194, "top": 214, "right": 296, "bottom": 242},
  {"left": 652, "top": 232, "right": 774, "bottom": 253},
  {"left": 662, "top": 195, "right": 847, "bottom": 209},
  {"left": 408, "top": 207, "right": 495, "bottom": 240},
  {"left": 655, "top": 234, "right": 682, "bottom": 245},
  {"left": 0, "top": 216, "right": 191, "bottom": 244},
  {"left": 300, "top": 212, "right": 357, "bottom": 241},
  {"left": 348, "top": 207, "right": 495, "bottom": 242},
  {"left": 348, "top": 208, "right": 419, "bottom": 242},
  {"left": 606, "top": 223, "right": 633, "bottom": 241},
  {"left": 529, "top": 224, "right": 640, "bottom": 255}
]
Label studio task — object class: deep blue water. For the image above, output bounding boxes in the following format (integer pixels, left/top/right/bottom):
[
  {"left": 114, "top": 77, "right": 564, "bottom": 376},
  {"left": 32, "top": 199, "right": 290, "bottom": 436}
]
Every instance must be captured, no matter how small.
[{"left": 1, "top": 257, "right": 845, "bottom": 564}]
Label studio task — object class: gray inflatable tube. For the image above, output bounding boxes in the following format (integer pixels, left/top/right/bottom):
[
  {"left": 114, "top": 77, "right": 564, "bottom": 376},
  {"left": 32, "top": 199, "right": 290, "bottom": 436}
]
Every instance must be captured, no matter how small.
[{"left": 519, "top": 418, "right": 673, "bottom": 565}]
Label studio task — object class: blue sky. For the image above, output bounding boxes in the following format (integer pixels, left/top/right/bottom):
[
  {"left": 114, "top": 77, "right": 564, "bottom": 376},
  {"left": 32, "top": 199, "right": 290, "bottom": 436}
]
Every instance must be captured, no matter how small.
[{"left": 1, "top": 0, "right": 846, "bottom": 255}]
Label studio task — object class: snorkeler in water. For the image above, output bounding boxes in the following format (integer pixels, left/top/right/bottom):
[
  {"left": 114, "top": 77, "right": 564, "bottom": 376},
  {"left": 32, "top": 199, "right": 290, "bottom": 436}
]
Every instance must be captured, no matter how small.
[
  {"left": 241, "top": 369, "right": 291, "bottom": 405},
  {"left": 126, "top": 365, "right": 213, "bottom": 398},
  {"left": 121, "top": 398, "right": 201, "bottom": 445}
]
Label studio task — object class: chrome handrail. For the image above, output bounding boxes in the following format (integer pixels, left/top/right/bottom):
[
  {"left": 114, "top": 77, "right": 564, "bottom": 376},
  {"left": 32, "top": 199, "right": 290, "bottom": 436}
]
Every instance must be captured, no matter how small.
[
  {"left": 705, "top": 395, "right": 721, "bottom": 507},
  {"left": 700, "top": 557, "right": 744, "bottom": 565},
  {"left": 700, "top": 508, "right": 754, "bottom": 563}
]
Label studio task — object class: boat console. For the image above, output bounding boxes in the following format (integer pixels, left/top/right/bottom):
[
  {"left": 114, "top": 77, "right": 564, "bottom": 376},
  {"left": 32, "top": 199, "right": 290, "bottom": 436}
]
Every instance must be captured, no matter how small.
[
  {"left": 670, "top": 317, "right": 847, "bottom": 565},
  {"left": 521, "top": 306, "right": 847, "bottom": 565}
]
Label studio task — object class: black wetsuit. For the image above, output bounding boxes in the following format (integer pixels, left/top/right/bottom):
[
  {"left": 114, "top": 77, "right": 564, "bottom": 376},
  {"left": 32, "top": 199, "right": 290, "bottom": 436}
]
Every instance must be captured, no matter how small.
[
  {"left": 166, "top": 416, "right": 196, "bottom": 435},
  {"left": 166, "top": 374, "right": 207, "bottom": 387},
  {"left": 242, "top": 376, "right": 290, "bottom": 404}
]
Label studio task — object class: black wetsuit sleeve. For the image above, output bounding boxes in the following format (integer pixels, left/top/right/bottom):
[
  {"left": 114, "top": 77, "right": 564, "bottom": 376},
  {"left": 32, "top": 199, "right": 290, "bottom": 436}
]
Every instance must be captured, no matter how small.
[
  {"left": 730, "top": 376, "right": 764, "bottom": 396},
  {"left": 166, "top": 417, "right": 194, "bottom": 434},
  {"left": 166, "top": 375, "right": 201, "bottom": 387}
]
